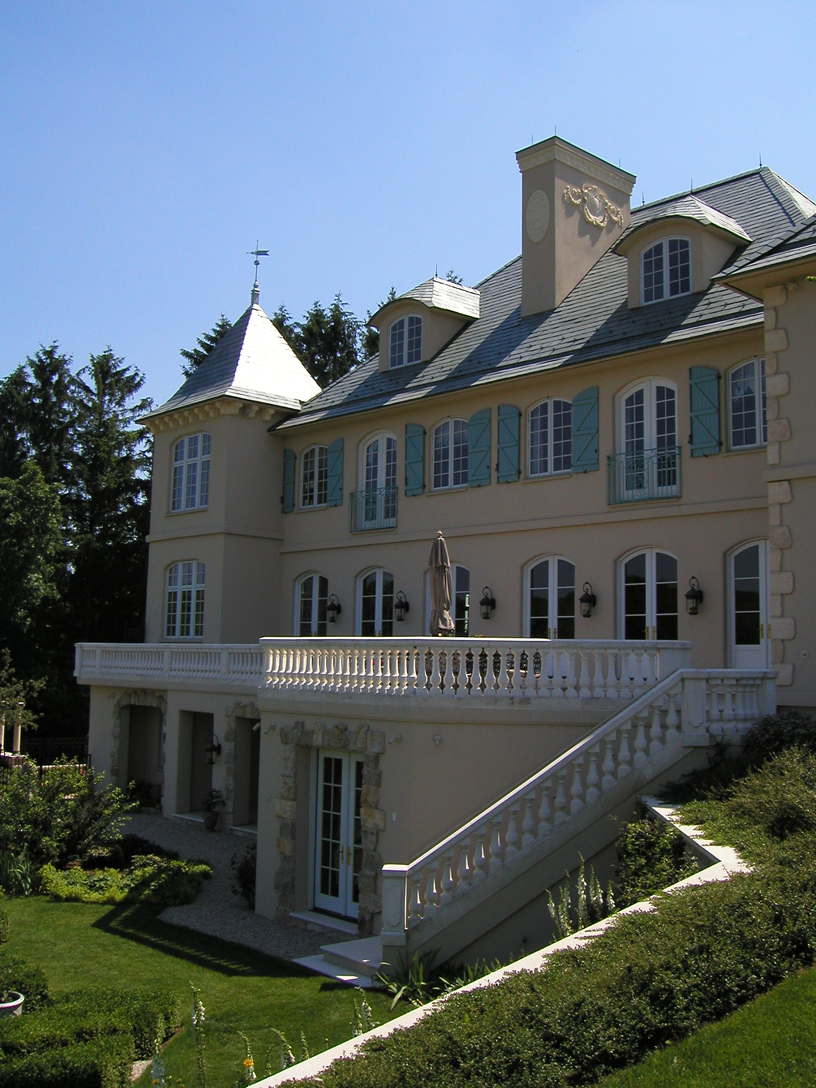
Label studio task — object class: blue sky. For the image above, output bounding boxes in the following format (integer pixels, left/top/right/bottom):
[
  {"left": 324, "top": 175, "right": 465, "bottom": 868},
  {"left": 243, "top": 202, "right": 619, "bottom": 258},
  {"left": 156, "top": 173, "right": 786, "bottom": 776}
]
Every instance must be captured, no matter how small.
[{"left": 2, "top": 1, "right": 814, "bottom": 408}]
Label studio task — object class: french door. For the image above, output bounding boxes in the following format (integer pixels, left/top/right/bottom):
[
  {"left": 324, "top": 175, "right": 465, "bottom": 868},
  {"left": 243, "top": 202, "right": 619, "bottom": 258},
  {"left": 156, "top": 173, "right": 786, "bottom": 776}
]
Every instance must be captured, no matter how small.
[
  {"left": 363, "top": 435, "right": 397, "bottom": 527},
  {"left": 526, "top": 557, "right": 576, "bottom": 639},
  {"left": 620, "top": 381, "right": 678, "bottom": 500},
  {"left": 313, "top": 751, "right": 364, "bottom": 918},
  {"left": 621, "top": 549, "right": 678, "bottom": 640},
  {"left": 358, "top": 568, "right": 394, "bottom": 636},
  {"left": 729, "top": 541, "right": 769, "bottom": 669}
]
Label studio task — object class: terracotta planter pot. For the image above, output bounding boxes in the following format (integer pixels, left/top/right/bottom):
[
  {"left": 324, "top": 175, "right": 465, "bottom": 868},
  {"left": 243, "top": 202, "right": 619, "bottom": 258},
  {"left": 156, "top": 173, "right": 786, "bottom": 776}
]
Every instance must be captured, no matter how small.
[
  {"left": 0, "top": 992, "right": 24, "bottom": 1018},
  {"left": 203, "top": 811, "right": 219, "bottom": 831}
]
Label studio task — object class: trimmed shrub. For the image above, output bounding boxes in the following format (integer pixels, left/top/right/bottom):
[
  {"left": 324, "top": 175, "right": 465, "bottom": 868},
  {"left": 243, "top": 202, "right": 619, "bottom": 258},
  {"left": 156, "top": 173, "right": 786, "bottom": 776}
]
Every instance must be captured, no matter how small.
[
  {"left": 0, "top": 987, "right": 180, "bottom": 1059},
  {"left": 614, "top": 803, "right": 697, "bottom": 907},
  {"left": 0, "top": 1035, "right": 134, "bottom": 1088},
  {"left": 0, "top": 951, "right": 49, "bottom": 1010},
  {"left": 40, "top": 855, "right": 211, "bottom": 906},
  {"left": 231, "top": 841, "right": 257, "bottom": 908}
]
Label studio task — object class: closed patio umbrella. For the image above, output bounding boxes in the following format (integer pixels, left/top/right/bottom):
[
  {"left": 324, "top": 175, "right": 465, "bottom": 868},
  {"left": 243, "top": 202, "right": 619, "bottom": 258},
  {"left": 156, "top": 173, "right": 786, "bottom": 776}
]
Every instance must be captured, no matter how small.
[{"left": 429, "top": 530, "right": 455, "bottom": 636}]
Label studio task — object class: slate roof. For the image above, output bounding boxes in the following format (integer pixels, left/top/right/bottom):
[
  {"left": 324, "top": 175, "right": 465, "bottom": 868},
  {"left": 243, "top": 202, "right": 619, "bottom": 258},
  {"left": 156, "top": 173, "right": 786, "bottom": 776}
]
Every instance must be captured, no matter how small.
[
  {"left": 615, "top": 194, "right": 751, "bottom": 247},
  {"left": 717, "top": 211, "right": 816, "bottom": 282},
  {"left": 370, "top": 277, "right": 481, "bottom": 325},
  {"left": 277, "top": 166, "right": 815, "bottom": 430},
  {"left": 145, "top": 295, "right": 321, "bottom": 420}
]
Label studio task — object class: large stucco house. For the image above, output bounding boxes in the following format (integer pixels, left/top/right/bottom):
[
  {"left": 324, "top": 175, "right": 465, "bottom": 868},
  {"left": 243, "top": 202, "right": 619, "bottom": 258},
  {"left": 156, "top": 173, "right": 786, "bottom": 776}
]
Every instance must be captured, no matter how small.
[{"left": 76, "top": 137, "right": 816, "bottom": 982}]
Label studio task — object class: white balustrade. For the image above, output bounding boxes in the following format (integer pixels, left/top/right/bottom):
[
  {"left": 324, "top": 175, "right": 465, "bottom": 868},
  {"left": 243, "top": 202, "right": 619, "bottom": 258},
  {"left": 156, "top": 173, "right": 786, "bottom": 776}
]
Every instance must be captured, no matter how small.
[
  {"left": 378, "top": 667, "right": 775, "bottom": 948},
  {"left": 74, "top": 643, "right": 264, "bottom": 686}
]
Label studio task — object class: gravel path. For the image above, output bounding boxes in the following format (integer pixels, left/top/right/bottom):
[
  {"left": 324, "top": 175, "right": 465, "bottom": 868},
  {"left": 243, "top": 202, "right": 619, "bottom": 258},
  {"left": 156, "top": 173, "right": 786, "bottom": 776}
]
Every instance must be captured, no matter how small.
[{"left": 125, "top": 814, "right": 346, "bottom": 961}]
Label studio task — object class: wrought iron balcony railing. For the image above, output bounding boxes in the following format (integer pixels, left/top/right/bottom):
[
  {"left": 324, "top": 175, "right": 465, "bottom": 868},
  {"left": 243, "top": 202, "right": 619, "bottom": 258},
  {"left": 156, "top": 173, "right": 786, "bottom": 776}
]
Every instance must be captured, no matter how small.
[
  {"left": 607, "top": 446, "right": 681, "bottom": 504},
  {"left": 349, "top": 486, "right": 398, "bottom": 532}
]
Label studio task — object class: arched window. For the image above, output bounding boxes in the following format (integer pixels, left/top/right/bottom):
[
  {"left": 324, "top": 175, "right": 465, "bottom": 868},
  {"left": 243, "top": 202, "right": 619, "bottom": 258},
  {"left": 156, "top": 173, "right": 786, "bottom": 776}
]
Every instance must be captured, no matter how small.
[
  {"left": 729, "top": 359, "right": 767, "bottom": 449},
  {"left": 619, "top": 549, "right": 677, "bottom": 640},
  {"left": 357, "top": 569, "right": 394, "bottom": 636},
  {"left": 614, "top": 379, "right": 679, "bottom": 501},
  {"left": 641, "top": 238, "right": 691, "bottom": 303},
  {"left": 354, "top": 433, "right": 397, "bottom": 530},
  {"left": 171, "top": 433, "right": 211, "bottom": 511},
  {"left": 524, "top": 557, "right": 575, "bottom": 639},
  {"left": 301, "top": 445, "right": 328, "bottom": 507},
  {"left": 389, "top": 315, "right": 422, "bottom": 368},
  {"left": 165, "top": 561, "right": 205, "bottom": 638},
  {"left": 295, "top": 573, "right": 329, "bottom": 636},
  {"left": 432, "top": 419, "right": 469, "bottom": 489},
  {"left": 529, "top": 399, "right": 572, "bottom": 476}
]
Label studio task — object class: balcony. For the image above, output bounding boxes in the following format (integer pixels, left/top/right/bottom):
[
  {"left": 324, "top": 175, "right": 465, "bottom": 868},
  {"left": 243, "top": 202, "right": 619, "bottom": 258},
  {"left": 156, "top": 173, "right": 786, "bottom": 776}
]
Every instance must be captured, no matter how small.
[
  {"left": 349, "top": 486, "right": 398, "bottom": 532},
  {"left": 607, "top": 446, "right": 681, "bottom": 504}
]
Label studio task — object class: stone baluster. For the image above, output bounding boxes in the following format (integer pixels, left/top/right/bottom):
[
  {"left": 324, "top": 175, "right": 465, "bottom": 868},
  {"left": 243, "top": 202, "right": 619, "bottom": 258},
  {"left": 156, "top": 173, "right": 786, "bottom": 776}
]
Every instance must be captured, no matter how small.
[
  {"left": 722, "top": 682, "right": 736, "bottom": 735},
  {"left": 734, "top": 682, "right": 746, "bottom": 724},
  {"left": 569, "top": 757, "right": 585, "bottom": 814},
  {"left": 522, "top": 792, "right": 536, "bottom": 849},
  {"left": 645, "top": 647, "right": 657, "bottom": 688},
  {"left": 456, "top": 840, "right": 471, "bottom": 894},
  {"left": 537, "top": 780, "right": 552, "bottom": 838},
  {"left": 564, "top": 649, "right": 578, "bottom": 698},
  {"left": 601, "top": 735, "right": 617, "bottom": 791},
  {"left": 440, "top": 853, "right": 455, "bottom": 906},
  {"left": 429, "top": 647, "right": 443, "bottom": 695},
  {"left": 621, "top": 650, "right": 635, "bottom": 700},
  {"left": 422, "top": 868, "right": 439, "bottom": 917},
  {"left": 617, "top": 722, "right": 632, "bottom": 777},
  {"left": 323, "top": 648, "right": 334, "bottom": 691},
  {"left": 585, "top": 744, "right": 600, "bottom": 804},
  {"left": 606, "top": 649, "right": 620, "bottom": 698},
  {"left": 382, "top": 647, "right": 392, "bottom": 693},
  {"left": 649, "top": 698, "right": 664, "bottom": 755},
  {"left": 471, "top": 829, "right": 487, "bottom": 883},
  {"left": 398, "top": 647, "right": 409, "bottom": 694},
  {"left": 504, "top": 806, "right": 519, "bottom": 861},
  {"left": 488, "top": 822, "right": 503, "bottom": 873},
  {"left": 579, "top": 650, "right": 593, "bottom": 699},
  {"left": 407, "top": 876, "right": 423, "bottom": 925},
  {"left": 497, "top": 647, "right": 511, "bottom": 695},
  {"left": 665, "top": 688, "right": 681, "bottom": 744},
  {"left": 632, "top": 649, "right": 645, "bottom": 698},
  {"left": 553, "top": 771, "right": 569, "bottom": 824},
  {"left": 347, "top": 647, "right": 358, "bottom": 692},
  {"left": 633, "top": 711, "right": 649, "bottom": 768},
  {"left": 592, "top": 649, "right": 606, "bottom": 699},
  {"left": 445, "top": 652, "right": 458, "bottom": 697},
  {"left": 552, "top": 650, "right": 567, "bottom": 698},
  {"left": 406, "top": 647, "right": 418, "bottom": 695},
  {"left": 707, "top": 680, "right": 723, "bottom": 737},
  {"left": 748, "top": 680, "right": 760, "bottom": 723},
  {"left": 538, "top": 651, "right": 553, "bottom": 698}
]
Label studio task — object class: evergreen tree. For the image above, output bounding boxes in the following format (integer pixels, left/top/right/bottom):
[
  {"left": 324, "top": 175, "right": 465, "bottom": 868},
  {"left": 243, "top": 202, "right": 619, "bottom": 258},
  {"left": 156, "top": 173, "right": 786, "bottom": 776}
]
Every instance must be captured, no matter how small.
[
  {"left": 272, "top": 303, "right": 299, "bottom": 352},
  {"left": 363, "top": 286, "right": 397, "bottom": 360},
  {"left": 296, "top": 293, "right": 361, "bottom": 387},
  {"left": 180, "top": 314, "right": 232, "bottom": 376}
]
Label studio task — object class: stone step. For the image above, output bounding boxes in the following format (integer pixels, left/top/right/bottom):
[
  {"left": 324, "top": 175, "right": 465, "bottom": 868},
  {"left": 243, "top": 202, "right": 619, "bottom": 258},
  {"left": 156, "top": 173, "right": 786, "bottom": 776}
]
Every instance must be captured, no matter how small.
[{"left": 293, "top": 953, "right": 378, "bottom": 989}]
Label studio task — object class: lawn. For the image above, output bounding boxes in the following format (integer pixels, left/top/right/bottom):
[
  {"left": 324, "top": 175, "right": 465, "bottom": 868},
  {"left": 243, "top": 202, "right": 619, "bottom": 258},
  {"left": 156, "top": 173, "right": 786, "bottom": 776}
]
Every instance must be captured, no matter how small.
[
  {"left": 597, "top": 965, "right": 816, "bottom": 1088},
  {"left": 2, "top": 895, "right": 398, "bottom": 1086}
]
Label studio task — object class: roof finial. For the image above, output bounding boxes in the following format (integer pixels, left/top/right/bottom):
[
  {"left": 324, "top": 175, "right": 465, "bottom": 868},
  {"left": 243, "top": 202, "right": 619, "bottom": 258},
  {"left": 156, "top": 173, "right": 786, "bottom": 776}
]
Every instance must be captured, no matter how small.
[{"left": 247, "top": 241, "right": 269, "bottom": 305}]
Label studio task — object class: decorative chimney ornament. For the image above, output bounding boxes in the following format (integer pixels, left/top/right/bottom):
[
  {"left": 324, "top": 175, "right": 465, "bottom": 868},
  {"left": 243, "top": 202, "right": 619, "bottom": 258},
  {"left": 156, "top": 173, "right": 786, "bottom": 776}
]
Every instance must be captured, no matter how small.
[{"left": 563, "top": 184, "right": 624, "bottom": 229}]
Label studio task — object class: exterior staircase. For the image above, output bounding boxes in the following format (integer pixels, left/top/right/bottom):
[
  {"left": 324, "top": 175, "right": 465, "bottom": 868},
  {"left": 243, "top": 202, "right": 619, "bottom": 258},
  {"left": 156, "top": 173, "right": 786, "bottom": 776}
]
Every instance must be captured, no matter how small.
[{"left": 297, "top": 667, "right": 774, "bottom": 985}]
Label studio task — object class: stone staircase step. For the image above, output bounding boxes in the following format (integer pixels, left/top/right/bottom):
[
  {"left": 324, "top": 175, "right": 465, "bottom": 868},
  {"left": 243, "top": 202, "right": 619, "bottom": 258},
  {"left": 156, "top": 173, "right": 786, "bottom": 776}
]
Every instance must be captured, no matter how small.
[
  {"left": 321, "top": 936, "right": 383, "bottom": 977},
  {"left": 293, "top": 953, "right": 378, "bottom": 989}
]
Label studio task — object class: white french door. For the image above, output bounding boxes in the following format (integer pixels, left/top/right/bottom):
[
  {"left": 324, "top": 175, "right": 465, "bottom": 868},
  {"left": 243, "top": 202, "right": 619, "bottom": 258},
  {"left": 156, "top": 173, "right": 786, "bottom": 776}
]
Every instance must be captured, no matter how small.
[
  {"left": 313, "top": 750, "right": 364, "bottom": 919},
  {"left": 363, "top": 435, "right": 397, "bottom": 527},
  {"left": 620, "top": 549, "right": 678, "bottom": 640},
  {"left": 729, "top": 541, "right": 769, "bottom": 669},
  {"left": 620, "top": 381, "right": 678, "bottom": 500},
  {"left": 525, "top": 557, "right": 576, "bottom": 639}
]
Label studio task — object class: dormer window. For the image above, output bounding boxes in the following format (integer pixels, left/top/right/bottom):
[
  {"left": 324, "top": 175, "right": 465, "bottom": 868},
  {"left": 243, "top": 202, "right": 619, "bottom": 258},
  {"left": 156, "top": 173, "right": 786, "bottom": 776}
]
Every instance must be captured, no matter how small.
[
  {"left": 642, "top": 238, "right": 691, "bottom": 303},
  {"left": 389, "top": 316, "right": 422, "bottom": 368}
]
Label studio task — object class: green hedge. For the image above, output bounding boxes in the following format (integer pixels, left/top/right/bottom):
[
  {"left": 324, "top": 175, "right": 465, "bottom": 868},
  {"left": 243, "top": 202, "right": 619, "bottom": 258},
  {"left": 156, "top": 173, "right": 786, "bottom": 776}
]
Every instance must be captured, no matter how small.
[
  {"left": 0, "top": 987, "right": 181, "bottom": 1059},
  {"left": 40, "top": 855, "right": 211, "bottom": 906},
  {"left": 304, "top": 746, "right": 816, "bottom": 1088},
  {"left": 0, "top": 951, "right": 49, "bottom": 1011},
  {"left": 0, "top": 1035, "right": 134, "bottom": 1088}
]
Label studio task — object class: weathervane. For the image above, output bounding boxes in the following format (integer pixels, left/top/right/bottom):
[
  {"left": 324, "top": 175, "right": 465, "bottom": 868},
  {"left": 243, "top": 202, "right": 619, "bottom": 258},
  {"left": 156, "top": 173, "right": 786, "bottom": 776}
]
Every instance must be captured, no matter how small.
[{"left": 247, "top": 241, "right": 269, "bottom": 304}]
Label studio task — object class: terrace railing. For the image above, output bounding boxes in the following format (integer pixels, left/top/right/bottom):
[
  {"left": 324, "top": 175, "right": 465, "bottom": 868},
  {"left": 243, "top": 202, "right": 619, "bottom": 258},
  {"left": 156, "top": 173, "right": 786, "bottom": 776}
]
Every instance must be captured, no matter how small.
[
  {"left": 74, "top": 643, "right": 264, "bottom": 685},
  {"left": 607, "top": 445, "right": 681, "bottom": 504},
  {"left": 349, "top": 487, "right": 398, "bottom": 532}
]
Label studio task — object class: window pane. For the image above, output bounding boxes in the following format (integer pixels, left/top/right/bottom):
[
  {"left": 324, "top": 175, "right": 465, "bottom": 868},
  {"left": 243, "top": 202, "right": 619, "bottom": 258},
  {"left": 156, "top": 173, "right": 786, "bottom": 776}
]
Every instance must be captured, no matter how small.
[
  {"left": 407, "top": 316, "right": 422, "bottom": 364},
  {"left": 316, "top": 576, "right": 328, "bottom": 637},
  {"left": 668, "top": 238, "right": 691, "bottom": 296},
  {"left": 730, "top": 361, "right": 758, "bottom": 448},
  {"left": 655, "top": 386, "right": 677, "bottom": 449},
  {"left": 299, "top": 576, "right": 314, "bottom": 636},
  {"left": 171, "top": 464, "right": 183, "bottom": 511},
  {"left": 381, "top": 571, "right": 394, "bottom": 637},
  {"left": 454, "top": 566, "right": 470, "bottom": 636},
  {"left": 389, "top": 318, "right": 405, "bottom": 368},
  {"left": 655, "top": 552, "right": 677, "bottom": 640},
  {"left": 433, "top": 422, "right": 450, "bottom": 489},
  {"left": 556, "top": 560, "right": 575, "bottom": 639},
  {"left": 316, "top": 446, "right": 328, "bottom": 506},
  {"left": 624, "top": 553, "right": 647, "bottom": 640},
  {"left": 552, "top": 400, "right": 572, "bottom": 472},
  {"left": 452, "top": 419, "right": 468, "bottom": 486},
  {"left": 642, "top": 242, "right": 664, "bottom": 303},
  {"left": 361, "top": 572, "right": 377, "bottom": 636},
  {"left": 529, "top": 402, "right": 549, "bottom": 475},
  {"left": 529, "top": 560, "right": 549, "bottom": 638},
  {"left": 734, "top": 544, "right": 760, "bottom": 646},
  {"left": 301, "top": 448, "right": 315, "bottom": 507},
  {"left": 185, "top": 461, "right": 198, "bottom": 509}
]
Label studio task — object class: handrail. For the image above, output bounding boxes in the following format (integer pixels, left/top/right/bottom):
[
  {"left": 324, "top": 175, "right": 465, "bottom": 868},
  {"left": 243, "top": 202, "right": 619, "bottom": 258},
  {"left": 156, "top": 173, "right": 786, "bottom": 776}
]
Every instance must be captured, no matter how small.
[
  {"left": 74, "top": 643, "right": 264, "bottom": 684},
  {"left": 607, "top": 445, "right": 681, "bottom": 504}
]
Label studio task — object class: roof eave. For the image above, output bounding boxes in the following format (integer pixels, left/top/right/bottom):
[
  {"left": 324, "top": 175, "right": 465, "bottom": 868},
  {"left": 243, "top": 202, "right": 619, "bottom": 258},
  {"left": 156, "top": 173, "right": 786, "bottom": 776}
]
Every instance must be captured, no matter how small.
[{"left": 717, "top": 252, "right": 816, "bottom": 301}]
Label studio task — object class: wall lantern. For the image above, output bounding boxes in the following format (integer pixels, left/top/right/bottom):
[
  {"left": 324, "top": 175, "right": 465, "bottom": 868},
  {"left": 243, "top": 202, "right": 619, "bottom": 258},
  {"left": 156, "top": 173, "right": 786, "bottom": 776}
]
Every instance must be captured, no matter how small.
[
  {"left": 394, "top": 591, "right": 410, "bottom": 622},
  {"left": 579, "top": 582, "right": 597, "bottom": 619},
  {"left": 479, "top": 587, "right": 496, "bottom": 621},
  {"left": 326, "top": 594, "right": 342, "bottom": 623},
  {"left": 685, "top": 576, "right": 704, "bottom": 616},
  {"left": 204, "top": 734, "right": 222, "bottom": 766}
]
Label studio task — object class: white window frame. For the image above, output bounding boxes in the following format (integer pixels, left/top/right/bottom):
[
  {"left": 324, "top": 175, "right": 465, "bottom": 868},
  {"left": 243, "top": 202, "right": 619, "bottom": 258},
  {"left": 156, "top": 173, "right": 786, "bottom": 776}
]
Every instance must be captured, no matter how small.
[
  {"left": 641, "top": 237, "right": 691, "bottom": 304},
  {"left": 165, "top": 560, "right": 205, "bottom": 639},
  {"left": 617, "top": 378, "right": 678, "bottom": 454},
  {"left": 617, "top": 548, "right": 678, "bottom": 641},
  {"left": 431, "top": 418, "right": 469, "bottom": 490},
  {"left": 294, "top": 572, "right": 329, "bottom": 636},
  {"left": 528, "top": 399, "right": 572, "bottom": 477},
  {"left": 358, "top": 432, "right": 398, "bottom": 492},
  {"left": 522, "top": 555, "right": 576, "bottom": 639},
  {"left": 728, "top": 358, "right": 767, "bottom": 450},
  {"left": 300, "top": 445, "right": 329, "bottom": 508},
  {"left": 170, "top": 433, "right": 211, "bottom": 512},
  {"left": 389, "top": 314, "right": 422, "bottom": 368},
  {"left": 356, "top": 568, "right": 395, "bottom": 636}
]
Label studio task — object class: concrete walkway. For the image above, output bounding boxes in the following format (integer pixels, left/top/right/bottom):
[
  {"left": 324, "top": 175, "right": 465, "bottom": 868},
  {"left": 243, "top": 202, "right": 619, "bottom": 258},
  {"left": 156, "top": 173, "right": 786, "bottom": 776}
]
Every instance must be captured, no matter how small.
[{"left": 125, "top": 814, "right": 344, "bottom": 962}]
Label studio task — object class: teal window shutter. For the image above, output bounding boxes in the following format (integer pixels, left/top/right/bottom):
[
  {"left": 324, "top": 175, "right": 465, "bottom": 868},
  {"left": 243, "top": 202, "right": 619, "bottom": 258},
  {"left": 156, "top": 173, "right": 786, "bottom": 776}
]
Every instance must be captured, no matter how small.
[
  {"left": 689, "top": 367, "right": 720, "bottom": 457},
  {"left": 404, "top": 424, "right": 425, "bottom": 496},
  {"left": 326, "top": 438, "right": 344, "bottom": 506},
  {"left": 467, "top": 408, "right": 491, "bottom": 488},
  {"left": 282, "top": 449, "right": 296, "bottom": 513},
  {"left": 497, "top": 405, "right": 521, "bottom": 482},
  {"left": 572, "top": 387, "right": 599, "bottom": 473}
]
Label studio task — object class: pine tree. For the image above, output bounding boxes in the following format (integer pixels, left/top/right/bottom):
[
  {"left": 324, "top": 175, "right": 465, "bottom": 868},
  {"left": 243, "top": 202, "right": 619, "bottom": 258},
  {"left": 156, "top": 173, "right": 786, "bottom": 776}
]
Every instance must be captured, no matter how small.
[{"left": 180, "top": 314, "right": 233, "bottom": 376}]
